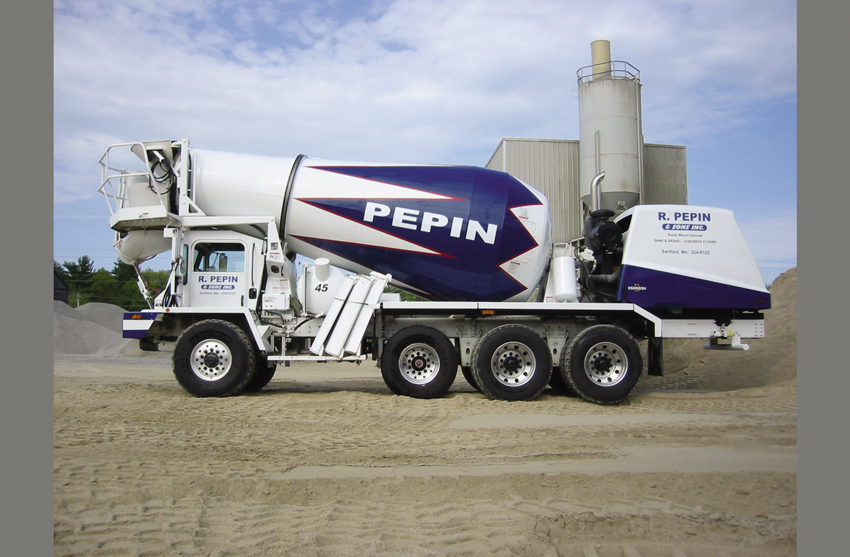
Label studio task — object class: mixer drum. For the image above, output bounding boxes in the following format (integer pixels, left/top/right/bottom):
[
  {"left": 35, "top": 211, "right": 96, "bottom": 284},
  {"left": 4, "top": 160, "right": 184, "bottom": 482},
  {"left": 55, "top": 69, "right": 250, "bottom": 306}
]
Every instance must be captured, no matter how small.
[{"left": 191, "top": 150, "right": 552, "bottom": 302}]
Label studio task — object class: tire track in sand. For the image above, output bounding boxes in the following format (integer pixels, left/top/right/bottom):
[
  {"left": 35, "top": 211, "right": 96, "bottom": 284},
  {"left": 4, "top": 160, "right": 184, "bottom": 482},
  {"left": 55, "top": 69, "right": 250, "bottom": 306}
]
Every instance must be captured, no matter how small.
[{"left": 55, "top": 360, "right": 796, "bottom": 556}]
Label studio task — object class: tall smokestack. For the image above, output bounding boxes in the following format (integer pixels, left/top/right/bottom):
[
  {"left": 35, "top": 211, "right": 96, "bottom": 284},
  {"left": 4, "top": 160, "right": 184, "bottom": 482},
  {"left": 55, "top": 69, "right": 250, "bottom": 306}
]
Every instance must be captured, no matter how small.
[{"left": 590, "top": 39, "right": 611, "bottom": 79}]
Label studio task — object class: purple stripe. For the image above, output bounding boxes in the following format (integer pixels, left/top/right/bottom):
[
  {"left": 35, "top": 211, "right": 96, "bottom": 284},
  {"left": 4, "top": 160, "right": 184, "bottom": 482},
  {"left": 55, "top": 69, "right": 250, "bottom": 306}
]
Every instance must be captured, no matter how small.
[
  {"left": 618, "top": 265, "right": 770, "bottom": 310},
  {"left": 123, "top": 312, "right": 157, "bottom": 339}
]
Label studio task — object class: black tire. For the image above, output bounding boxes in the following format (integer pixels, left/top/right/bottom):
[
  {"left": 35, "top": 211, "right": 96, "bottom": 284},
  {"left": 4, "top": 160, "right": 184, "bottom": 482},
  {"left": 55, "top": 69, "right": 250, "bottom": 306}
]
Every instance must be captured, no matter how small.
[
  {"left": 461, "top": 365, "right": 482, "bottom": 392},
  {"left": 173, "top": 320, "right": 256, "bottom": 397},
  {"left": 244, "top": 357, "right": 277, "bottom": 392},
  {"left": 563, "top": 324, "right": 642, "bottom": 404},
  {"left": 548, "top": 367, "right": 577, "bottom": 396},
  {"left": 381, "top": 326, "right": 458, "bottom": 399},
  {"left": 471, "top": 325, "right": 552, "bottom": 401}
]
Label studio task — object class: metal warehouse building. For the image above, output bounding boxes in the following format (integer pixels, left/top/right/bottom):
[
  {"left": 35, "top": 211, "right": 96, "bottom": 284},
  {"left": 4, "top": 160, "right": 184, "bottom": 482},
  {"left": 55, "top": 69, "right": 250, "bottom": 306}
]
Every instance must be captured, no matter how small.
[{"left": 486, "top": 139, "right": 688, "bottom": 243}]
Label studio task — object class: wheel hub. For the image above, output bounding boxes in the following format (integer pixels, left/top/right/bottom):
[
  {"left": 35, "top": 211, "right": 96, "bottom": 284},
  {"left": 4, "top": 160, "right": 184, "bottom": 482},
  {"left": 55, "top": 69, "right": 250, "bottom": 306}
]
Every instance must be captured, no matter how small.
[
  {"left": 411, "top": 357, "right": 427, "bottom": 371},
  {"left": 190, "top": 339, "right": 233, "bottom": 382},
  {"left": 490, "top": 342, "right": 536, "bottom": 386},
  {"left": 584, "top": 342, "right": 628, "bottom": 387},
  {"left": 591, "top": 354, "right": 612, "bottom": 373},
  {"left": 203, "top": 353, "right": 221, "bottom": 368},
  {"left": 399, "top": 343, "right": 441, "bottom": 385},
  {"left": 502, "top": 356, "right": 521, "bottom": 372}
]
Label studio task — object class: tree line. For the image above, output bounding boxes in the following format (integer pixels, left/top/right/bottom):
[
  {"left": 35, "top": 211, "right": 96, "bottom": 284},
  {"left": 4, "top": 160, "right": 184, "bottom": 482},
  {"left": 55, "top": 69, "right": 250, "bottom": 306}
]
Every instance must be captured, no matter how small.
[
  {"left": 55, "top": 255, "right": 425, "bottom": 310},
  {"left": 54, "top": 256, "right": 169, "bottom": 311}
]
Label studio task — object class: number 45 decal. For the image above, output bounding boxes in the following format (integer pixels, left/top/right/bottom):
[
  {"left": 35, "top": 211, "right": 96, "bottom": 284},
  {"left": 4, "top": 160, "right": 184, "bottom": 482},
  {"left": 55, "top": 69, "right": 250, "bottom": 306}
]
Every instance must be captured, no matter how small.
[{"left": 315, "top": 283, "right": 329, "bottom": 292}]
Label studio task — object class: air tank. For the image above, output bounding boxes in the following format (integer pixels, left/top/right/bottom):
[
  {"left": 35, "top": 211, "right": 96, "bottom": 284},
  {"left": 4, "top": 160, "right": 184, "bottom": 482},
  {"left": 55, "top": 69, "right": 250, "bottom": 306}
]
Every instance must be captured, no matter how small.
[
  {"left": 578, "top": 40, "right": 643, "bottom": 214},
  {"left": 190, "top": 149, "right": 552, "bottom": 302}
]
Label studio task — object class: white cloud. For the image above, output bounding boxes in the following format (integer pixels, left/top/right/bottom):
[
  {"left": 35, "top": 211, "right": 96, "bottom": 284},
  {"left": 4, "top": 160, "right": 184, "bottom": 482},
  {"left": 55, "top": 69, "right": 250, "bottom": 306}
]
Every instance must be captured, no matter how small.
[
  {"left": 54, "top": 1, "right": 796, "bottom": 172},
  {"left": 54, "top": 0, "right": 797, "bottom": 268}
]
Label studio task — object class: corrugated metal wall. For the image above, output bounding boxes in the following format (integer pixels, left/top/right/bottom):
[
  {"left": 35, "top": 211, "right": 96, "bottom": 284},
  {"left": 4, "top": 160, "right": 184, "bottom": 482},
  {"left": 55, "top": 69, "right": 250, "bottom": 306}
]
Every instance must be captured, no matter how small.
[
  {"left": 641, "top": 143, "right": 688, "bottom": 205},
  {"left": 486, "top": 138, "right": 687, "bottom": 242},
  {"left": 486, "top": 139, "right": 581, "bottom": 244}
]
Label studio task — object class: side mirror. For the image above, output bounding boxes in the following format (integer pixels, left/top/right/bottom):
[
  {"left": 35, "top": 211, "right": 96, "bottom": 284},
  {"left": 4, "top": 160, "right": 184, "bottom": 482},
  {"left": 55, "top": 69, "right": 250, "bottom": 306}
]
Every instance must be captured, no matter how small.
[{"left": 178, "top": 244, "right": 189, "bottom": 285}]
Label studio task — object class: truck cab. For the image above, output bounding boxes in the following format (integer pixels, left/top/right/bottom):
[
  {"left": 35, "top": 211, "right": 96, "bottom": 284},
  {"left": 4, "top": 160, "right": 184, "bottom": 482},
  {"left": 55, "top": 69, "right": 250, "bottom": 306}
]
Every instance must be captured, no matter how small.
[{"left": 177, "top": 232, "right": 265, "bottom": 310}]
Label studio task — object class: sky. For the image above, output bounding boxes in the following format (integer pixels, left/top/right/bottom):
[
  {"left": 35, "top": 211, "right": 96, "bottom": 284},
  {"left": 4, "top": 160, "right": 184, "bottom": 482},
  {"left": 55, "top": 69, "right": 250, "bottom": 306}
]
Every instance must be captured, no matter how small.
[{"left": 53, "top": 0, "right": 797, "bottom": 285}]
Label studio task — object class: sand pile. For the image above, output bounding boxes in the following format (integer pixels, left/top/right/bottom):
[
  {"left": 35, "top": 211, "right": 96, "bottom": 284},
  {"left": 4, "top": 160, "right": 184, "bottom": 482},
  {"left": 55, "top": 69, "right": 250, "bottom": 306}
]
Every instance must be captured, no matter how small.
[
  {"left": 53, "top": 301, "right": 139, "bottom": 356},
  {"left": 653, "top": 266, "right": 797, "bottom": 391}
]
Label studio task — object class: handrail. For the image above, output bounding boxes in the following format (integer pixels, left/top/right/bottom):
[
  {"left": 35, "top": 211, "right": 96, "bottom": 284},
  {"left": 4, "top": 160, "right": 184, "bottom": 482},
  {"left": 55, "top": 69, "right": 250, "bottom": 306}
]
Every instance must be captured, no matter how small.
[
  {"left": 98, "top": 171, "right": 152, "bottom": 214},
  {"left": 577, "top": 60, "right": 640, "bottom": 84},
  {"left": 97, "top": 142, "right": 165, "bottom": 216}
]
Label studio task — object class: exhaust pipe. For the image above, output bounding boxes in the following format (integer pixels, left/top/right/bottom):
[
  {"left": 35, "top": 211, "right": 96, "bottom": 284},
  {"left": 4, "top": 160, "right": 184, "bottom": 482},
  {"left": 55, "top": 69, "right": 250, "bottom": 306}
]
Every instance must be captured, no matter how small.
[{"left": 591, "top": 171, "right": 606, "bottom": 213}]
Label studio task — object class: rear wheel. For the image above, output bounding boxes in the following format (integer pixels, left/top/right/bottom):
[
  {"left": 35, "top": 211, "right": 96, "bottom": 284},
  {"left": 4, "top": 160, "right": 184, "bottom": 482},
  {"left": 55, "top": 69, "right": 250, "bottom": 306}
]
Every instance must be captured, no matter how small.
[
  {"left": 563, "top": 325, "right": 642, "bottom": 404},
  {"left": 548, "top": 367, "right": 576, "bottom": 396},
  {"left": 461, "top": 365, "right": 482, "bottom": 392},
  {"left": 381, "top": 326, "right": 458, "bottom": 399},
  {"left": 173, "top": 320, "right": 256, "bottom": 397},
  {"left": 471, "top": 325, "right": 552, "bottom": 401}
]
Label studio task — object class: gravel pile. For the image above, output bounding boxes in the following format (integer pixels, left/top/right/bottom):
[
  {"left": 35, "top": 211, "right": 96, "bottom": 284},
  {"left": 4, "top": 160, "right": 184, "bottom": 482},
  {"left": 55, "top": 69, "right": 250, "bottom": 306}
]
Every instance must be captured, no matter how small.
[{"left": 53, "top": 301, "right": 138, "bottom": 356}]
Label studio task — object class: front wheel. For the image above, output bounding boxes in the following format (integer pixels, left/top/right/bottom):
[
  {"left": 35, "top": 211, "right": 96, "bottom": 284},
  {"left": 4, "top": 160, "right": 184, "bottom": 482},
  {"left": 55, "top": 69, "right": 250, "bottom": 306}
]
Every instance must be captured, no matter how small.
[
  {"left": 562, "top": 324, "right": 642, "bottom": 404},
  {"left": 471, "top": 325, "right": 552, "bottom": 401},
  {"left": 173, "top": 320, "right": 256, "bottom": 397},
  {"left": 381, "top": 326, "right": 459, "bottom": 399},
  {"left": 244, "top": 356, "right": 277, "bottom": 392}
]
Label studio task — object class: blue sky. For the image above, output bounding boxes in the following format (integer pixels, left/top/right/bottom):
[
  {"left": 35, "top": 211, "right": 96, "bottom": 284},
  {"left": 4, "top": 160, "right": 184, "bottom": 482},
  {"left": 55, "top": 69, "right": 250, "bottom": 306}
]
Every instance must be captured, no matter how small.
[{"left": 53, "top": 0, "right": 797, "bottom": 285}]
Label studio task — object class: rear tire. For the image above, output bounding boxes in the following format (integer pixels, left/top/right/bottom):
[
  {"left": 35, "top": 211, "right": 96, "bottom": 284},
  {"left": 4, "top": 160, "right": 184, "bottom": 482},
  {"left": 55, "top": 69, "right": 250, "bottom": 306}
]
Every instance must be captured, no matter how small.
[
  {"left": 471, "top": 325, "right": 552, "bottom": 401},
  {"left": 173, "top": 320, "right": 256, "bottom": 397},
  {"left": 381, "top": 326, "right": 458, "bottom": 399},
  {"left": 548, "top": 367, "right": 576, "bottom": 396},
  {"left": 461, "top": 365, "right": 482, "bottom": 392},
  {"left": 563, "top": 324, "right": 642, "bottom": 404}
]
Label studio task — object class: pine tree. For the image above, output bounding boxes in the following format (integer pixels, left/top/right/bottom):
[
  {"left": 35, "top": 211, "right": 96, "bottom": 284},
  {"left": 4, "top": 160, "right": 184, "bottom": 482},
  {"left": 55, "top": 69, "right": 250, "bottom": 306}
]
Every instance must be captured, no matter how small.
[
  {"left": 61, "top": 255, "right": 96, "bottom": 304},
  {"left": 111, "top": 259, "right": 138, "bottom": 283}
]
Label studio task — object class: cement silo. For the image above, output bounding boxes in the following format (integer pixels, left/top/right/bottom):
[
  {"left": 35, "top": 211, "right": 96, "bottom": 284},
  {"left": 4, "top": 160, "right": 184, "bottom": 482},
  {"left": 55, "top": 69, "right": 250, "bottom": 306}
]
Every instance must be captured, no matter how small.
[{"left": 578, "top": 40, "right": 643, "bottom": 215}]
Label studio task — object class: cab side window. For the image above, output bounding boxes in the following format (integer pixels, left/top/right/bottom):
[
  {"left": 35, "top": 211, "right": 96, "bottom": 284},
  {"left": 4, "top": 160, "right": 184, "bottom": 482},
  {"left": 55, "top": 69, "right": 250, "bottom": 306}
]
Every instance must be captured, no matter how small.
[{"left": 193, "top": 243, "right": 245, "bottom": 273}]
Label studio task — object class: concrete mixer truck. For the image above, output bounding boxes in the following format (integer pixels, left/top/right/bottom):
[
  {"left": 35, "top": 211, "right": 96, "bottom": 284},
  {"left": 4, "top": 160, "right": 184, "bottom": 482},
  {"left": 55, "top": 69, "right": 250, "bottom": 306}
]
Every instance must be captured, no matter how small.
[{"left": 99, "top": 139, "right": 769, "bottom": 404}]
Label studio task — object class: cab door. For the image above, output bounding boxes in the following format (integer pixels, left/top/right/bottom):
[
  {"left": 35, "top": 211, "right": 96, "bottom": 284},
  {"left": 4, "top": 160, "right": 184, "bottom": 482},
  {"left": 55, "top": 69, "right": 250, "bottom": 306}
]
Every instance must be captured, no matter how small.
[{"left": 188, "top": 241, "right": 248, "bottom": 308}]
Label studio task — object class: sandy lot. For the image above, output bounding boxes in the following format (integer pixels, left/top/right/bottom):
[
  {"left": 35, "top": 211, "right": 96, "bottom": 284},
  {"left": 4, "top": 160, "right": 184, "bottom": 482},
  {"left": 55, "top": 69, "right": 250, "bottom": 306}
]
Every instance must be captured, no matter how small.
[{"left": 54, "top": 270, "right": 797, "bottom": 556}]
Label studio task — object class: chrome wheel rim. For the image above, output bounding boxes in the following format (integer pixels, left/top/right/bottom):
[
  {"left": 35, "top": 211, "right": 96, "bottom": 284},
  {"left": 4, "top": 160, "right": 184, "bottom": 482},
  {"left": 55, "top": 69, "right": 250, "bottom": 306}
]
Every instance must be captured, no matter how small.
[
  {"left": 190, "top": 339, "right": 233, "bottom": 381},
  {"left": 583, "top": 341, "right": 628, "bottom": 387},
  {"left": 490, "top": 342, "right": 536, "bottom": 386},
  {"left": 399, "top": 343, "right": 440, "bottom": 385}
]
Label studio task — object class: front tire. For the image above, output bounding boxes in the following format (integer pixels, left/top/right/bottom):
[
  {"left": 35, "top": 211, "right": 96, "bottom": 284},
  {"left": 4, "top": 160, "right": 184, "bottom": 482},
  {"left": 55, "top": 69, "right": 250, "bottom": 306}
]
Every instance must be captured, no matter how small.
[
  {"left": 173, "top": 320, "right": 256, "bottom": 397},
  {"left": 562, "top": 324, "right": 642, "bottom": 404},
  {"left": 471, "top": 325, "right": 552, "bottom": 401},
  {"left": 381, "top": 326, "right": 458, "bottom": 399},
  {"left": 244, "top": 356, "right": 277, "bottom": 392}
]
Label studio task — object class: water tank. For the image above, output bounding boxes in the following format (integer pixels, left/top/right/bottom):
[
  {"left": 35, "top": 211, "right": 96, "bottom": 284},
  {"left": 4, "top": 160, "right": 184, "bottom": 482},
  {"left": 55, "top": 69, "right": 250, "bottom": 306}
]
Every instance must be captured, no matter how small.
[{"left": 578, "top": 40, "right": 643, "bottom": 214}]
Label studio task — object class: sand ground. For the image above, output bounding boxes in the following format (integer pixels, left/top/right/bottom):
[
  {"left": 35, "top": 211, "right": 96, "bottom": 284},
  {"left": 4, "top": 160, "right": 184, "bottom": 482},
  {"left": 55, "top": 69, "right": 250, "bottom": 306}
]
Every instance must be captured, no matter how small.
[{"left": 54, "top": 270, "right": 797, "bottom": 556}]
